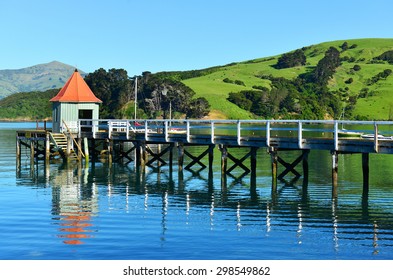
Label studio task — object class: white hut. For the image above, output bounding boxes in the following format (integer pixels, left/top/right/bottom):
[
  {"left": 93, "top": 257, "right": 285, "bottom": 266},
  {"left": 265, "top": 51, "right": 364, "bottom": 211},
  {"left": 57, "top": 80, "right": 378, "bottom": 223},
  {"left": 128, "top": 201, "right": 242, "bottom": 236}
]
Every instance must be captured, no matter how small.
[{"left": 50, "top": 69, "right": 102, "bottom": 133}]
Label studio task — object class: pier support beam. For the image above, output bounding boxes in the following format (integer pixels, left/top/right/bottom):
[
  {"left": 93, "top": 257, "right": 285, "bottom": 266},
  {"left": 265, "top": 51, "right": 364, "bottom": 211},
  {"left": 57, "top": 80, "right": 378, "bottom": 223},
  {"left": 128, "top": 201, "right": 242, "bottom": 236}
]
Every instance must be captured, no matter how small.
[
  {"left": 30, "top": 140, "right": 35, "bottom": 166},
  {"left": 362, "top": 153, "right": 369, "bottom": 197},
  {"left": 302, "top": 150, "right": 310, "bottom": 189},
  {"left": 219, "top": 145, "right": 228, "bottom": 190},
  {"left": 135, "top": 141, "right": 147, "bottom": 170},
  {"left": 331, "top": 151, "right": 339, "bottom": 198},
  {"left": 45, "top": 132, "right": 50, "bottom": 163},
  {"left": 177, "top": 143, "right": 184, "bottom": 172},
  {"left": 83, "top": 138, "right": 89, "bottom": 163},
  {"left": 250, "top": 147, "right": 258, "bottom": 195},
  {"left": 269, "top": 148, "right": 278, "bottom": 192}
]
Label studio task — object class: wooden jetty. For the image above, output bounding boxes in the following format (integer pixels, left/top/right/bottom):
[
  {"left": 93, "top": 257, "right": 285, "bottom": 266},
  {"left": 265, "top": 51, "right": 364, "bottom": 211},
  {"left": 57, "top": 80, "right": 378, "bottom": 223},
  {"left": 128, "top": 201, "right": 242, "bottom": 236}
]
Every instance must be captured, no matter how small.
[{"left": 16, "top": 118, "right": 393, "bottom": 197}]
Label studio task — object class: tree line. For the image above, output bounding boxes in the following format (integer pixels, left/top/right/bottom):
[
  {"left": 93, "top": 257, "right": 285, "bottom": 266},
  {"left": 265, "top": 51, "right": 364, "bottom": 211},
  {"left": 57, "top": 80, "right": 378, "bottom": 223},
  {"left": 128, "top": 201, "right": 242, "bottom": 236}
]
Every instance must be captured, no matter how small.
[{"left": 84, "top": 69, "right": 210, "bottom": 119}]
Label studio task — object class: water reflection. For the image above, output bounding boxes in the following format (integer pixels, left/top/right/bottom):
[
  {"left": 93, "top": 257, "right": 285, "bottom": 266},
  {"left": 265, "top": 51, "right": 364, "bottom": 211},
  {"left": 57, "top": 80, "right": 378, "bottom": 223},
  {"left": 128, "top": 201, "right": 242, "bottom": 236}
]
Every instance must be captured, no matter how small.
[
  {"left": 14, "top": 158, "right": 393, "bottom": 258},
  {"left": 50, "top": 164, "right": 97, "bottom": 245}
]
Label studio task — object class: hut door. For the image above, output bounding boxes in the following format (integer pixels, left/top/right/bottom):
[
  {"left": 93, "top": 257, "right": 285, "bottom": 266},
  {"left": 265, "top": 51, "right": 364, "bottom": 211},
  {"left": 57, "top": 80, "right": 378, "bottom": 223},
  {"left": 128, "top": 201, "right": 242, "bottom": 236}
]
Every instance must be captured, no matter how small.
[{"left": 79, "top": 110, "right": 93, "bottom": 132}]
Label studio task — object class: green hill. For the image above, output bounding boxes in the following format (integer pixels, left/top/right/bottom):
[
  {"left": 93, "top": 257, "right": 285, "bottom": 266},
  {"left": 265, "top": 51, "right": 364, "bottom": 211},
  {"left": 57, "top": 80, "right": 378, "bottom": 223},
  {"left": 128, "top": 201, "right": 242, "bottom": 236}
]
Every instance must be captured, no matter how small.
[
  {"left": 2, "top": 39, "right": 393, "bottom": 121},
  {"left": 182, "top": 38, "right": 393, "bottom": 120}
]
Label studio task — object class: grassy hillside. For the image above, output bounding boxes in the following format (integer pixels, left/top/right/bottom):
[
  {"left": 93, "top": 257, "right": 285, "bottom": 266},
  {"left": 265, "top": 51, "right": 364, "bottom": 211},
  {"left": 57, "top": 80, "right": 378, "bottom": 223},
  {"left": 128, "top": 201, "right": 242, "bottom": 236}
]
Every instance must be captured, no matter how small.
[{"left": 183, "top": 38, "right": 393, "bottom": 120}]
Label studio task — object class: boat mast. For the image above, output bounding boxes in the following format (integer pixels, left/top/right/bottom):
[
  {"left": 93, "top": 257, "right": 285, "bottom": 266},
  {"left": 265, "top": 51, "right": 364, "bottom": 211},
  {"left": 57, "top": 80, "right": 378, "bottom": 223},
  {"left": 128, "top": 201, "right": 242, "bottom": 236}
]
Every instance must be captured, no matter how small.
[{"left": 134, "top": 77, "right": 138, "bottom": 120}]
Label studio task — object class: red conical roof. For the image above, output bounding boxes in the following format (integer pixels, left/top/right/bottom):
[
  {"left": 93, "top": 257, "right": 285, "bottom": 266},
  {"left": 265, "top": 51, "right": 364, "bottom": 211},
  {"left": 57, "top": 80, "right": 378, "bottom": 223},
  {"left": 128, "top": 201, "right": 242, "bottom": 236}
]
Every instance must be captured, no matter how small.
[{"left": 50, "top": 69, "right": 102, "bottom": 103}]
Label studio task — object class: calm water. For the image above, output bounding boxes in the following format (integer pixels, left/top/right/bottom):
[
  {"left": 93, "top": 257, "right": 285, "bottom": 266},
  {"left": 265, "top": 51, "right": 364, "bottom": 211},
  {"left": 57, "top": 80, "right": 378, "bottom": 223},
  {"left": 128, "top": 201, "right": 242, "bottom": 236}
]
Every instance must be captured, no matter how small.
[{"left": 1, "top": 122, "right": 393, "bottom": 260}]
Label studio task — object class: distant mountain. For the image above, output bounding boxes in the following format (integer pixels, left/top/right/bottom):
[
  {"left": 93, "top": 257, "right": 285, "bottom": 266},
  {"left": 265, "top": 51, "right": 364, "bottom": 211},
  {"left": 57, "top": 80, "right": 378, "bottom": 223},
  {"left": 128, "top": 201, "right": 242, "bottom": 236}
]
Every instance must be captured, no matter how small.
[{"left": 0, "top": 61, "right": 85, "bottom": 99}]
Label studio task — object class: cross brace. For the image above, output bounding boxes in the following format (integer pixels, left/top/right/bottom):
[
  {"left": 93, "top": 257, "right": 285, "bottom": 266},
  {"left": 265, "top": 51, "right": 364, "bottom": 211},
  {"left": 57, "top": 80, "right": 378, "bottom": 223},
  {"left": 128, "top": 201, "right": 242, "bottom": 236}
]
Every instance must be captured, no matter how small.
[
  {"left": 277, "top": 150, "right": 309, "bottom": 180},
  {"left": 226, "top": 151, "right": 251, "bottom": 174},
  {"left": 145, "top": 144, "right": 173, "bottom": 167}
]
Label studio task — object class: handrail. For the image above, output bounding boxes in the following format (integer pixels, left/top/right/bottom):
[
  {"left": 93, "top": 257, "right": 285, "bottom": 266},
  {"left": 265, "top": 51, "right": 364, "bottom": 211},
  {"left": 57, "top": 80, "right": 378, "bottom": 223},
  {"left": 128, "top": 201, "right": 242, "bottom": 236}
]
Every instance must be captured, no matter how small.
[
  {"left": 77, "top": 119, "right": 393, "bottom": 152},
  {"left": 62, "top": 120, "right": 85, "bottom": 158}
]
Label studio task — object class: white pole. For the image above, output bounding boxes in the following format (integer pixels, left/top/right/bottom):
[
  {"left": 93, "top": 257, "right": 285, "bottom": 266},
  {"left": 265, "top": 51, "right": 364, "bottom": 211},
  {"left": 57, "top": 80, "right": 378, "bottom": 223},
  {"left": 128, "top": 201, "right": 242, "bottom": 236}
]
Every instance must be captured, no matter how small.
[{"left": 134, "top": 77, "right": 138, "bottom": 120}]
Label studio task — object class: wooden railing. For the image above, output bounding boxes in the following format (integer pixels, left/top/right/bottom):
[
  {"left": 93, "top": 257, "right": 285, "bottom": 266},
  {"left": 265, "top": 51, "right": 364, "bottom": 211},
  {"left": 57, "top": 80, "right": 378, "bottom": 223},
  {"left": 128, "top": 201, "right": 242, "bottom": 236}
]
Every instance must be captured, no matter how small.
[{"left": 77, "top": 119, "right": 393, "bottom": 151}]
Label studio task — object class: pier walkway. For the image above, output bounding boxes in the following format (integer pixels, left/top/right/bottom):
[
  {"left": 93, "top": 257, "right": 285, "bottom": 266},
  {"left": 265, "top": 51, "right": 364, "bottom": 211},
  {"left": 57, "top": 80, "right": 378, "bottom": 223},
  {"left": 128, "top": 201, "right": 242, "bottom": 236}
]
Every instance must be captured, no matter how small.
[{"left": 16, "top": 119, "right": 393, "bottom": 196}]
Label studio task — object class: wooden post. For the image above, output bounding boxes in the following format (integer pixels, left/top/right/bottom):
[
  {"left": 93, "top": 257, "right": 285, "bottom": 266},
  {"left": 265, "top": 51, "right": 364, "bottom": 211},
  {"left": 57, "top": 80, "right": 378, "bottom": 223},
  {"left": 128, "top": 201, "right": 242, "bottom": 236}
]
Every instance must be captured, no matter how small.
[
  {"left": 83, "top": 137, "right": 89, "bottom": 163},
  {"left": 250, "top": 147, "right": 257, "bottom": 197},
  {"left": 107, "top": 139, "right": 113, "bottom": 165},
  {"left": 169, "top": 143, "right": 174, "bottom": 173},
  {"left": 30, "top": 140, "right": 35, "bottom": 166},
  {"left": 362, "top": 153, "right": 369, "bottom": 197},
  {"left": 332, "top": 151, "right": 339, "bottom": 198},
  {"left": 220, "top": 145, "right": 228, "bottom": 190},
  {"left": 302, "top": 150, "right": 310, "bottom": 189},
  {"left": 177, "top": 142, "right": 184, "bottom": 172},
  {"left": 135, "top": 141, "right": 141, "bottom": 169},
  {"left": 141, "top": 142, "right": 147, "bottom": 169},
  {"left": 45, "top": 132, "right": 50, "bottom": 163},
  {"left": 16, "top": 136, "right": 21, "bottom": 162},
  {"left": 77, "top": 137, "right": 82, "bottom": 161},
  {"left": 90, "top": 139, "right": 96, "bottom": 162},
  {"left": 208, "top": 144, "right": 214, "bottom": 177},
  {"left": 66, "top": 134, "right": 71, "bottom": 163},
  {"left": 270, "top": 147, "right": 278, "bottom": 192},
  {"left": 16, "top": 137, "right": 21, "bottom": 175}
]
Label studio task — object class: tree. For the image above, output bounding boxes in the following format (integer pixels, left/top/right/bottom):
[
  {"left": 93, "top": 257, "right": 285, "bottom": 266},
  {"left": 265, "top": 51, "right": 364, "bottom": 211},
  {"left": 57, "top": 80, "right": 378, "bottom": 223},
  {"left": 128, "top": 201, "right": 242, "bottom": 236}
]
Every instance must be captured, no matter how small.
[
  {"left": 275, "top": 49, "right": 306, "bottom": 69},
  {"left": 186, "top": 97, "right": 210, "bottom": 118},
  {"left": 84, "top": 68, "right": 133, "bottom": 118},
  {"left": 312, "top": 47, "right": 341, "bottom": 86},
  {"left": 139, "top": 75, "right": 210, "bottom": 119}
]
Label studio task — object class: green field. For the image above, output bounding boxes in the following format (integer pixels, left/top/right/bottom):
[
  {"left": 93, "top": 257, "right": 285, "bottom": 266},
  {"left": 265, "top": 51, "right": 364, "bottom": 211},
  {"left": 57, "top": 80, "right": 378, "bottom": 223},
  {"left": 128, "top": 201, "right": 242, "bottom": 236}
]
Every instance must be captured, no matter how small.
[{"left": 183, "top": 38, "right": 393, "bottom": 120}]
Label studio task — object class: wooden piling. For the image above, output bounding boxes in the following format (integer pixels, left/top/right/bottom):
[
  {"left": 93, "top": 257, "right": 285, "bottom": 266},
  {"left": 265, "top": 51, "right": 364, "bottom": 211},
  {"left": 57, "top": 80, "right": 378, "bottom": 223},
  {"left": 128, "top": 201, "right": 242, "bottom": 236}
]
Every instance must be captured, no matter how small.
[
  {"left": 177, "top": 143, "right": 184, "bottom": 172},
  {"left": 108, "top": 139, "right": 113, "bottom": 165},
  {"left": 250, "top": 147, "right": 257, "bottom": 191},
  {"left": 30, "top": 140, "right": 35, "bottom": 166},
  {"left": 302, "top": 150, "right": 310, "bottom": 188},
  {"left": 332, "top": 151, "right": 339, "bottom": 198},
  {"left": 362, "top": 153, "right": 369, "bottom": 196},
  {"left": 45, "top": 132, "right": 50, "bottom": 163},
  {"left": 270, "top": 148, "right": 278, "bottom": 192},
  {"left": 219, "top": 145, "right": 228, "bottom": 191},
  {"left": 83, "top": 138, "right": 89, "bottom": 162}
]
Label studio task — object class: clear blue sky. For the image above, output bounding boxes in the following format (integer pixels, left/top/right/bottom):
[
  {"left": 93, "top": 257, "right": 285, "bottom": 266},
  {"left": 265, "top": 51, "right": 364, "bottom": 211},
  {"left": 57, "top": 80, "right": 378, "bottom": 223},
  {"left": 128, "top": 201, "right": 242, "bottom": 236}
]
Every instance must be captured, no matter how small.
[{"left": 1, "top": 0, "right": 392, "bottom": 76}]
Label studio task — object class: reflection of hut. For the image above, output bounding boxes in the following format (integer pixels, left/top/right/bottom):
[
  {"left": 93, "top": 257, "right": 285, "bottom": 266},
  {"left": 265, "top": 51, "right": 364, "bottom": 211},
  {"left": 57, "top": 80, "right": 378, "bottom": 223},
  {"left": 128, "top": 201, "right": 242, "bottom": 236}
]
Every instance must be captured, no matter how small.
[
  {"left": 50, "top": 69, "right": 102, "bottom": 133},
  {"left": 51, "top": 166, "right": 98, "bottom": 245}
]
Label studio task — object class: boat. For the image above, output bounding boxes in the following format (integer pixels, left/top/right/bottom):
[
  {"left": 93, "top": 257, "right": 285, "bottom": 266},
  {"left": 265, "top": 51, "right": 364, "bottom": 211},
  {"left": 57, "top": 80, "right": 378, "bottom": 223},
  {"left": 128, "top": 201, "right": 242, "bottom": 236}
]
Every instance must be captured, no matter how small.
[
  {"left": 361, "top": 134, "right": 393, "bottom": 140},
  {"left": 338, "top": 128, "right": 362, "bottom": 138}
]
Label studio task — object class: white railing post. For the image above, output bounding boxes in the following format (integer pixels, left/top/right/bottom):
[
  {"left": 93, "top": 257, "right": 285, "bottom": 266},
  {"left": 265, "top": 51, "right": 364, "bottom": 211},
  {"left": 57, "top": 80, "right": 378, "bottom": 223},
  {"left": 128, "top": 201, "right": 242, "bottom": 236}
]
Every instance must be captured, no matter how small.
[
  {"left": 237, "top": 120, "right": 241, "bottom": 145},
  {"left": 92, "top": 120, "right": 97, "bottom": 138},
  {"left": 165, "top": 120, "right": 169, "bottom": 142},
  {"left": 266, "top": 121, "right": 270, "bottom": 147},
  {"left": 108, "top": 120, "right": 112, "bottom": 139},
  {"left": 144, "top": 120, "right": 148, "bottom": 140},
  {"left": 211, "top": 121, "right": 215, "bottom": 144},
  {"left": 334, "top": 121, "right": 338, "bottom": 151},
  {"left": 298, "top": 121, "right": 303, "bottom": 149},
  {"left": 374, "top": 122, "right": 379, "bottom": 152},
  {"left": 186, "top": 121, "right": 190, "bottom": 143}
]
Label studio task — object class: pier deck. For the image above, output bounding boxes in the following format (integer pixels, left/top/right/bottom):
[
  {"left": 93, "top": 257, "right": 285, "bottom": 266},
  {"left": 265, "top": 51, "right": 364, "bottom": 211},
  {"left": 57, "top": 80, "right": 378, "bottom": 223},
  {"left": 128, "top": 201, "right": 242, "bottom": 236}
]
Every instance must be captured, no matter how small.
[{"left": 16, "top": 119, "right": 393, "bottom": 197}]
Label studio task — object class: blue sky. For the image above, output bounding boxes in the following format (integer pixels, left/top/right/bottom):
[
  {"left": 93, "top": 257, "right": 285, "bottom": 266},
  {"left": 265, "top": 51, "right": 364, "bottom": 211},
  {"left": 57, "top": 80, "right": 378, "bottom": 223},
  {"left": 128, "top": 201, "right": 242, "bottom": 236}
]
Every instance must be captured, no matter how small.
[{"left": 1, "top": 0, "right": 392, "bottom": 76}]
